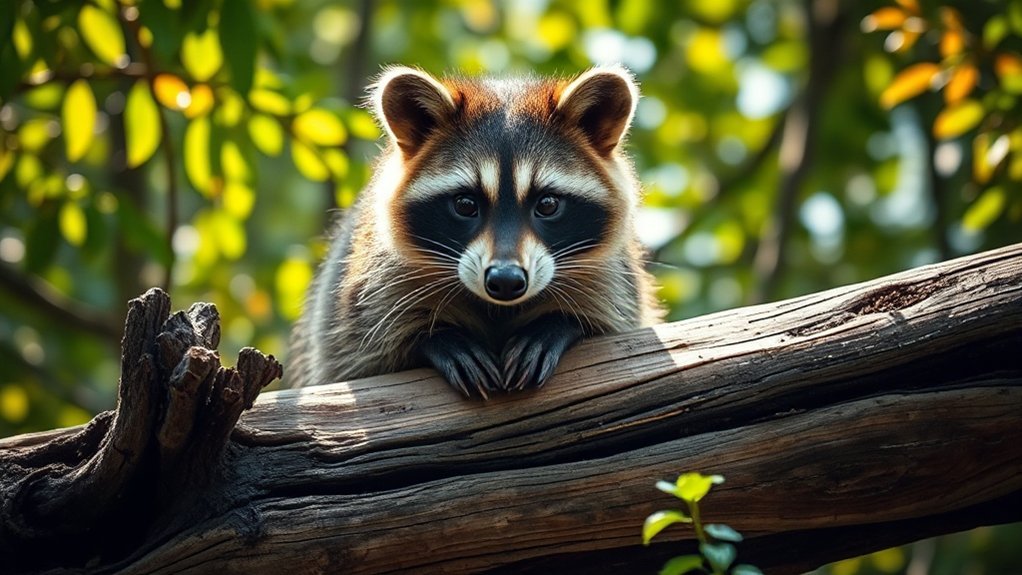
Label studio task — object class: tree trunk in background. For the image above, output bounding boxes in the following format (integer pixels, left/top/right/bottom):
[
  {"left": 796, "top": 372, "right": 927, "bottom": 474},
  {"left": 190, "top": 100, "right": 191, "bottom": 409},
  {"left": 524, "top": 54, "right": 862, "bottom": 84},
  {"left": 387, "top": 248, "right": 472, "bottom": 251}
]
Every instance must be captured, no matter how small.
[{"left": 1, "top": 243, "right": 1021, "bottom": 575}]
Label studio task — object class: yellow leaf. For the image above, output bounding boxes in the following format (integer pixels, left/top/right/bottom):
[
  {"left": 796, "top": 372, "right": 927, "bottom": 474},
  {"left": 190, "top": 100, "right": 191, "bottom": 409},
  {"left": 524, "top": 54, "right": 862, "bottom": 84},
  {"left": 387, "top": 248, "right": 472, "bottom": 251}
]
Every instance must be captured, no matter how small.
[
  {"left": 153, "top": 74, "right": 190, "bottom": 110},
  {"left": 19, "top": 119, "right": 54, "bottom": 152},
  {"left": 0, "top": 385, "right": 30, "bottom": 423},
  {"left": 215, "top": 89, "right": 245, "bottom": 126},
  {"left": 861, "top": 7, "right": 906, "bottom": 32},
  {"left": 78, "top": 5, "right": 127, "bottom": 67},
  {"left": 940, "top": 7, "right": 964, "bottom": 30},
  {"left": 894, "top": 0, "right": 919, "bottom": 13},
  {"left": 886, "top": 29, "right": 921, "bottom": 53},
  {"left": 880, "top": 63, "right": 940, "bottom": 109},
  {"left": 933, "top": 99, "right": 985, "bottom": 139},
  {"left": 248, "top": 114, "right": 284, "bottom": 156},
  {"left": 293, "top": 108, "right": 347, "bottom": 147},
  {"left": 346, "top": 109, "right": 381, "bottom": 140},
  {"left": 940, "top": 29, "right": 966, "bottom": 59},
  {"left": 962, "top": 187, "right": 1006, "bottom": 231},
  {"left": 223, "top": 182, "right": 255, "bottom": 219},
  {"left": 944, "top": 64, "right": 978, "bottom": 104},
  {"left": 181, "top": 28, "right": 223, "bottom": 82},
  {"left": 221, "top": 140, "right": 250, "bottom": 182},
  {"left": 536, "top": 11, "right": 575, "bottom": 51},
  {"left": 0, "top": 148, "right": 14, "bottom": 182},
  {"left": 12, "top": 20, "right": 32, "bottom": 59},
  {"left": 60, "top": 201, "right": 87, "bottom": 246},
  {"left": 995, "top": 52, "right": 1022, "bottom": 93},
  {"left": 184, "top": 84, "right": 215, "bottom": 118},
  {"left": 322, "top": 149, "right": 349, "bottom": 180},
  {"left": 249, "top": 89, "right": 291, "bottom": 115},
  {"left": 973, "top": 133, "right": 993, "bottom": 183},
  {"left": 184, "top": 117, "right": 212, "bottom": 194},
  {"left": 125, "top": 80, "right": 162, "bottom": 167},
  {"left": 62, "top": 80, "right": 97, "bottom": 162},
  {"left": 275, "top": 257, "right": 313, "bottom": 321},
  {"left": 211, "top": 210, "right": 246, "bottom": 259},
  {"left": 686, "top": 28, "right": 728, "bottom": 74},
  {"left": 291, "top": 140, "right": 329, "bottom": 181}
]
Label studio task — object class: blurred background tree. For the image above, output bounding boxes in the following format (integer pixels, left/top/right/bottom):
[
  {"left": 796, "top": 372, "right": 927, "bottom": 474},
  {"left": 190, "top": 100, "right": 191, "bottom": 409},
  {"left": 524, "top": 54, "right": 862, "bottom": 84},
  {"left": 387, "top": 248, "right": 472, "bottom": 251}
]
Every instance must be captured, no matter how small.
[{"left": 0, "top": 0, "right": 1019, "bottom": 572}]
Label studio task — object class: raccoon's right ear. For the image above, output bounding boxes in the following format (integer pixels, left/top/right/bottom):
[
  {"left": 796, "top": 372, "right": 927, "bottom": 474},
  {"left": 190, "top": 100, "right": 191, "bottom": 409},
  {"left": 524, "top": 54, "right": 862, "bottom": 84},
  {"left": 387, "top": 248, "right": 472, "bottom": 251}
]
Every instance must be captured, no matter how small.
[{"left": 371, "top": 67, "right": 456, "bottom": 157}]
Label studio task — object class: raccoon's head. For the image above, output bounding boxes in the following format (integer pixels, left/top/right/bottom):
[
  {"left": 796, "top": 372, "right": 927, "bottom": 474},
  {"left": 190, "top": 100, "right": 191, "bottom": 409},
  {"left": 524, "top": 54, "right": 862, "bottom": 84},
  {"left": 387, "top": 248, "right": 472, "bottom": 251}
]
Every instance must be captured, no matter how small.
[{"left": 371, "top": 65, "right": 640, "bottom": 307}]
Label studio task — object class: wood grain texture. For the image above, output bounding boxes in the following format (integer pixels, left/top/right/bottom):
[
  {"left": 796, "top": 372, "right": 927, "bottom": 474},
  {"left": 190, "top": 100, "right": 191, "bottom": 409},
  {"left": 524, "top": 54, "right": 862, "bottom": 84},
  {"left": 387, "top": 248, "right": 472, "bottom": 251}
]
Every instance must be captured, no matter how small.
[{"left": 1, "top": 243, "right": 1020, "bottom": 575}]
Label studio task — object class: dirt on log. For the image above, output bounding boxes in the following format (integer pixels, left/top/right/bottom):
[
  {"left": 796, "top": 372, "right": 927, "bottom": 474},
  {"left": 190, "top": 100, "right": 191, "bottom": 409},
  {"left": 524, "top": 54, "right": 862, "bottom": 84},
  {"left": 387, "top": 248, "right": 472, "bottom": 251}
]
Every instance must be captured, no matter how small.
[{"left": 1, "top": 243, "right": 1021, "bottom": 575}]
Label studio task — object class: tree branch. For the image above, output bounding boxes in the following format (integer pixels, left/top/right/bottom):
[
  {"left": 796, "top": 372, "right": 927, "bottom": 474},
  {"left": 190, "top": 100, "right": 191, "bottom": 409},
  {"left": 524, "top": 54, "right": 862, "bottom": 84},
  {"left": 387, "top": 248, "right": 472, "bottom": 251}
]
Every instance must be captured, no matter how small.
[
  {"left": 0, "top": 263, "right": 119, "bottom": 341},
  {"left": 2, "top": 243, "right": 1020, "bottom": 574}
]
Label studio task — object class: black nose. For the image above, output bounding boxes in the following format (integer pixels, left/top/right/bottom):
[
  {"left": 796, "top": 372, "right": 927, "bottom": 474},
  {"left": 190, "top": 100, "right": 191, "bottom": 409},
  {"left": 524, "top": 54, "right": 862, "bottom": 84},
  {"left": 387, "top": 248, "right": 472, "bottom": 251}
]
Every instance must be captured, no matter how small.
[{"left": 484, "top": 265, "right": 528, "bottom": 301}]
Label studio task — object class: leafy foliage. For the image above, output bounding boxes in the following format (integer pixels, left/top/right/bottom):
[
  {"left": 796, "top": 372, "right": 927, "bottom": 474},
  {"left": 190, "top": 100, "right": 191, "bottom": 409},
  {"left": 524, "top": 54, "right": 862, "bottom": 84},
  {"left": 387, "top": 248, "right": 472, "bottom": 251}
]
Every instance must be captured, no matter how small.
[{"left": 644, "top": 473, "right": 761, "bottom": 575}]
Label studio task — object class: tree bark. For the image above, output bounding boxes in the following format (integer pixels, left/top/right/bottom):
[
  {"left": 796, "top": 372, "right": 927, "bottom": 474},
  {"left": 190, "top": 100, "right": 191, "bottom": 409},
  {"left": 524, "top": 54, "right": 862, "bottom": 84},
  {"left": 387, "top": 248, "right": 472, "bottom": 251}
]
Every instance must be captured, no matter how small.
[{"left": 2, "top": 243, "right": 1021, "bottom": 575}]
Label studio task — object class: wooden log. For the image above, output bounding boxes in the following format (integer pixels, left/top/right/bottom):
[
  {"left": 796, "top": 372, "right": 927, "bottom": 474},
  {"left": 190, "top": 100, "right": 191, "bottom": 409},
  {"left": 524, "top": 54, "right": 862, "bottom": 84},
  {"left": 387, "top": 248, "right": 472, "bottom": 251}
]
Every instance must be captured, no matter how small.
[{"left": 1, "top": 243, "right": 1020, "bottom": 575}]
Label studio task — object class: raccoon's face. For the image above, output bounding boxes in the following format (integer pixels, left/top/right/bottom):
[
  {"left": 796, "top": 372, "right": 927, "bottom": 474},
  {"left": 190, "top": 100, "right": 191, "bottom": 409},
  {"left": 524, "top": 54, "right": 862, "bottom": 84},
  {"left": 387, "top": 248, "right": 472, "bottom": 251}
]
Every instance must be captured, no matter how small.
[{"left": 372, "top": 66, "right": 639, "bottom": 307}]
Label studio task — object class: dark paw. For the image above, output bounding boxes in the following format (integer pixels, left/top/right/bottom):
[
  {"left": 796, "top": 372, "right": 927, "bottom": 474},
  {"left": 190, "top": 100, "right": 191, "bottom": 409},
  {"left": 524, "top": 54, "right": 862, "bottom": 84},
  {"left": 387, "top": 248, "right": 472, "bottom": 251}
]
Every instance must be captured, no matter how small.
[
  {"left": 501, "top": 319, "right": 581, "bottom": 391},
  {"left": 419, "top": 332, "right": 501, "bottom": 400}
]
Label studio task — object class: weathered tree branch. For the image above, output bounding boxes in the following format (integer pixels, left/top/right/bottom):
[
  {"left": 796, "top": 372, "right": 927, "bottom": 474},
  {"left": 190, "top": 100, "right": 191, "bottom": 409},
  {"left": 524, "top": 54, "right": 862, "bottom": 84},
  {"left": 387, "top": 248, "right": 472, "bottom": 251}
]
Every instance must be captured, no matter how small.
[{"left": 1, "top": 244, "right": 1020, "bottom": 575}]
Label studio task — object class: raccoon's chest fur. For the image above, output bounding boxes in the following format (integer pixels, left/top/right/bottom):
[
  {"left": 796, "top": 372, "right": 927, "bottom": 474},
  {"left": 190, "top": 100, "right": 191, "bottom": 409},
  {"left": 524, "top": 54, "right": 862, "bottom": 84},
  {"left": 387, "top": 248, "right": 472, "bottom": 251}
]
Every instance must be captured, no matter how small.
[{"left": 287, "top": 65, "right": 663, "bottom": 396}]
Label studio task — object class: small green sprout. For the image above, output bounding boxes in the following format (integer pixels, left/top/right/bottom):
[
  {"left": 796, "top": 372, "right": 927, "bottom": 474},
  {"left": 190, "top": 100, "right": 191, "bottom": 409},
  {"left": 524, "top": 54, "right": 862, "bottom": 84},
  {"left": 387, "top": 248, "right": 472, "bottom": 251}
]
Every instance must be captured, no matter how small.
[{"left": 642, "top": 473, "right": 762, "bottom": 575}]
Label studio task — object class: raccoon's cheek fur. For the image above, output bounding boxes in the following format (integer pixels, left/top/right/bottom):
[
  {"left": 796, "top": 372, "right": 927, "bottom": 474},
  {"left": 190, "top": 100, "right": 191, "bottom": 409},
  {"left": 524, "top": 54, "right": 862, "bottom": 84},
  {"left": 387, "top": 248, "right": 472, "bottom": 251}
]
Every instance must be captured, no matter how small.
[{"left": 457, "top": 236, "right": 554, "bottom": 306}]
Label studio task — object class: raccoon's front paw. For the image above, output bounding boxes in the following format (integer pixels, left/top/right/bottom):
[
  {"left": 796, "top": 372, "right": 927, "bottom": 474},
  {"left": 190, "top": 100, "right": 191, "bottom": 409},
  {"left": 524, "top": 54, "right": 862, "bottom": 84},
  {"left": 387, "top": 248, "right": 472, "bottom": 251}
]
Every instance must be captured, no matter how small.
[
  {"left": 419, "top": 330, "right": 502, "bottom": 400},
  {"left": 501, "top": 317, "right": 582, "bottom": 391}
]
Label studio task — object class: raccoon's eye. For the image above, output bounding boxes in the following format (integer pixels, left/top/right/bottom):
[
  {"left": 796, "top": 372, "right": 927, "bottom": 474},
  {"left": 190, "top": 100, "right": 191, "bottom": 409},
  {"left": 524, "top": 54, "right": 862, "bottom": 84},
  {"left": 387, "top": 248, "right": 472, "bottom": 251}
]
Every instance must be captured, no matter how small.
[
  {"left": 535, "top": 195, "right": 560, "bottom": 218},
  {"left": 453, "top": 195, "right": 479, "bottom": 218}
]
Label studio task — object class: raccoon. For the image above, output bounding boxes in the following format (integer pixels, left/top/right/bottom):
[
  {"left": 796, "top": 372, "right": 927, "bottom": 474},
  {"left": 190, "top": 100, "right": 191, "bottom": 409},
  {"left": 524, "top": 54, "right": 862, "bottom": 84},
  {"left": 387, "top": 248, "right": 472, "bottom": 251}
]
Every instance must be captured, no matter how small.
[{"left": 287, "top": 65, "right": 663, "bottom": 398}]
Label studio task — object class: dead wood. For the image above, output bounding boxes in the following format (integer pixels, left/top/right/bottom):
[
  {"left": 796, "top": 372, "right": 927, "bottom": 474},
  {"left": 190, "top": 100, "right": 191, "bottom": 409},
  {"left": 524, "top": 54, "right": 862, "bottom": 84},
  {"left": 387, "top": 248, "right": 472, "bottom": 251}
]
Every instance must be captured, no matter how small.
[{"left": 1, "top": 244, "right": 1020, "bottom": 575}]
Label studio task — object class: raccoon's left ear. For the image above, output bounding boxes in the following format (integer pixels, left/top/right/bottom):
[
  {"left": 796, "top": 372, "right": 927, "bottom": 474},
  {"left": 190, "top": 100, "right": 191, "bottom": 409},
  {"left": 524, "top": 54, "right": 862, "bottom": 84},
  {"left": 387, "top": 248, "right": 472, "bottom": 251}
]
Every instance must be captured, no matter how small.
[
  {"left": 555, "top": 65, "right": 639, "bottom": 157},
  {"left": 371, "top": 66, "right": 457, "bottom": 157}
]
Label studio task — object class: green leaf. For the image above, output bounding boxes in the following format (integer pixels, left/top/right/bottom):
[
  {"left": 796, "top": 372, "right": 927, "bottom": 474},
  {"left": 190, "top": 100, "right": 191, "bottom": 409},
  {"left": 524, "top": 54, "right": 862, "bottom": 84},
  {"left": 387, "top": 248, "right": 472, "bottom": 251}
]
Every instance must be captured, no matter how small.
[
  {"left": 125, "top": 80, "right": 162, "bottom": 168},
  {"left": 117, "top": 198, "right": 172, "bottom": 266},
  {"left": 984, "top": 15, "right": 1009, "bottom": 50},
  {"left": 249, "top": 114, "right": 284, "bottom": 156},
  {"left": 293, "top": 108, "right": 347, "bottom": 147},
  {"left": 138, "top": 0, "right": 183, "bottom": 62},
  {"left": 659, "top": 555, "right": 705, "bottom": 575},
  {"left": 962, "top": 186, "right": 1006, "bottom": 231},
  {"left": 24, "top": 210, "right": 60, "bottom": 273},
  {"left": 184, "top": 117, "right": 212, "bottom": 193},
  {"left": 62, "top": 80, "right": 97, "bottom": 162},
  {"left": 78, "top": 5, "right": 126, "bottom": 67},
  {"left": 731, "top": 564, "right": 764, "bottom": 575},
  {"left": 675, "top": 473, "right": 725, "bottom": 503},
  {"left": 704, "top": 524, "right": 743, "bottom": 543},
  {"left": 642, "top": 510, "right": 692, "bottom": 545},
  {"left": 220, "top": 0, "right": 257, "bottom": 94},
  {"left": 181, "top": 28, "right": 222, "bottom": 82},
  {"left": 699, "top": 542, "right": 736, "bottom": 573}
]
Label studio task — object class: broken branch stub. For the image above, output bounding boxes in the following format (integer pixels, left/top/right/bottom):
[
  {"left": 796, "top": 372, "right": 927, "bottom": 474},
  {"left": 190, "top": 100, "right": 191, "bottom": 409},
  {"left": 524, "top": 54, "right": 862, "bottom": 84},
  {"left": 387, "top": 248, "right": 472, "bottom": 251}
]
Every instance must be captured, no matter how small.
[{"left": 0, "top": 288, "right": 282, "bottom": 573}]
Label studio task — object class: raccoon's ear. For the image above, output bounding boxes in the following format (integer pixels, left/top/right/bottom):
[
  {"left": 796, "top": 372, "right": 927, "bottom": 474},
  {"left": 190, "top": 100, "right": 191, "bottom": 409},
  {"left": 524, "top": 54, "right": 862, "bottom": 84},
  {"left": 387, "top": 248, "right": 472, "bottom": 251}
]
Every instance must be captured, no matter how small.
[
  {"left": 555, "top": 66, "right": 638, "bottom": 157},
  {"left": 372, "top": 67, "right": 456, "bottom": 157}
]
